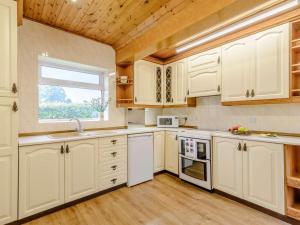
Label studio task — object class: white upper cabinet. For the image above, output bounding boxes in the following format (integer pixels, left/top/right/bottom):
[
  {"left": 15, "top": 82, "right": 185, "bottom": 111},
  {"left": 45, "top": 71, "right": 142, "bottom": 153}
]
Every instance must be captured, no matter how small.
[
  {"left": 19, "top": 143, "right": 65, "bottom": 219},
  {"left": 250, "top": 24, "right": 289, "bottom": 100},
  {"left": 221, "top": 23, "right": 289, "bottom": 102},
  {"left": 65, "top": 139, "right": 98, "bottom": 202},
  {"left": 187, "top": 47, "right": 221, "bottom": 97},
  {"left": 164, "top": 59, "right": 188, "bottom": 105},
  {"left": 0, "top": 0, "right": 17, "bottom": 97},
  {"left": 134, "top": 60, "right": 162, "bottom": 105},
  {"left": 221, "top": 37, "right": 251, "bottom": 102},
  {"left": 243, "top": 141, "right": 284, "bottom": 214}
]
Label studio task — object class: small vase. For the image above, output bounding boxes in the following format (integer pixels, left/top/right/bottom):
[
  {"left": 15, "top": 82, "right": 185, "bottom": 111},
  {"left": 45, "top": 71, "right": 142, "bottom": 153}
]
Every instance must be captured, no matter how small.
[{"left": 100, "top": 112, "right": 105, "bottom": 120}]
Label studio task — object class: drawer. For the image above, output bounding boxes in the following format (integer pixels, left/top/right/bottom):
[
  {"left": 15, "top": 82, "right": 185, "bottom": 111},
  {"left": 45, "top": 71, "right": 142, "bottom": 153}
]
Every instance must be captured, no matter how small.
[
  {"left": 98, "top": 172, "right": 127, "bottom": 191},
  {"left": 99, "top": 160, "right": 127, "bottom": 176},
  {"left": 100, "top": 135, "right": 127, "bottom": 148},
  {"left": 99, "top": 147, "right": 126, "bottom": 162}
]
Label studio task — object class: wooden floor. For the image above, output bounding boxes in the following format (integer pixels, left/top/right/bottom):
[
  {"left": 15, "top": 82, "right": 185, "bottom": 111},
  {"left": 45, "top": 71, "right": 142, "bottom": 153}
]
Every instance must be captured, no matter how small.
[{"left": 24, "top": 174, "right": 289, "bottom": 225}]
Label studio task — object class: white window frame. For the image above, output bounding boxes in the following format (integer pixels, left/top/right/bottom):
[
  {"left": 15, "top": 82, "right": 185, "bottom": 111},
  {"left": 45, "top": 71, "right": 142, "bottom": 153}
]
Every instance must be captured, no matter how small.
[{"left": 38, "top": 56, "right": 109, "bottom": 122}]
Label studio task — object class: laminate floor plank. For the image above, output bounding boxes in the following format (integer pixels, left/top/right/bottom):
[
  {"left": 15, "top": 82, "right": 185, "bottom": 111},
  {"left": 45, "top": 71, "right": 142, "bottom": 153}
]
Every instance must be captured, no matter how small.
[{"left": 24, "top": 174, "right": 289, "bottom": 225}]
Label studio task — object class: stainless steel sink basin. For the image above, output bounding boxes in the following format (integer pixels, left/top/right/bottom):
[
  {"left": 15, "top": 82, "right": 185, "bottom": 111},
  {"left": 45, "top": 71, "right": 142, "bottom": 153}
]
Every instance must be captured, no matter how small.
[{"left": 47, "top": 132, "right": 90, "bottom": 139}]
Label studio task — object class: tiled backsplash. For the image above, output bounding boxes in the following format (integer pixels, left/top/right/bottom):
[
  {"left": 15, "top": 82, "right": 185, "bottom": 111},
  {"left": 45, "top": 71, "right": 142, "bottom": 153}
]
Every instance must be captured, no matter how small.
[{"left": 163, "top": 96, "right": 300, "bottom": 134}]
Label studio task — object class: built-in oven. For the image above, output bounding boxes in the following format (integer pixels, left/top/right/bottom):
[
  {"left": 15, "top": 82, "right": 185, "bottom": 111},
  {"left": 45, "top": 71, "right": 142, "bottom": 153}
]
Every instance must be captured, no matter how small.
[{"left": 178, "top": 136, "right": 212, "bottom": 190}]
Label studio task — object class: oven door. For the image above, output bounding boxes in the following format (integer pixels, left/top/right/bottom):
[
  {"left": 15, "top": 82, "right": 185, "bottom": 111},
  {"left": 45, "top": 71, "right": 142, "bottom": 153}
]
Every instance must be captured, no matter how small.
[
  {"left": 193, "top": 139, "right": 211, "bottom": 160},
  {"left": 179, "top": 155, "right": 212, "bottom": 190}
]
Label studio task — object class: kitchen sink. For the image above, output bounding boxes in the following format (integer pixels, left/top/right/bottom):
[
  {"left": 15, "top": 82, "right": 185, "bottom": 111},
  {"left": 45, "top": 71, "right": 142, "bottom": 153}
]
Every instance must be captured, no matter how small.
[
  {"left": 47, "top": 130, "right": 124, "bottom": 139},
  {"left": 47, "top": 132, "right": 90, "bottom": 139}
]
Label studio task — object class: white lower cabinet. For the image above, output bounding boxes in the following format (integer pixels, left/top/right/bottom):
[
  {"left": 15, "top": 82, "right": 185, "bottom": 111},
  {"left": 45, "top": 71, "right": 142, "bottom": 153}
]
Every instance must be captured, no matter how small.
[
  {"left": 98, "top": 136, "right": 127, "bottom": 191},
  {"left": 19, "top": 139, "right": 98, "bottom": 219},
  {"left": 65, "top": 139, "right": 98, "bottom": 202},
  {"left": 213, "top": 137, "right": 284, "bottom": 214},
  {"left": 154, "top": 131, "right": 165, "bottom": 172},
  {"left": 165, "top": 131, "right": 178, "bottom": 174},
  {"left": 19, "top": 143, "right": 65, "bottom": 219}
]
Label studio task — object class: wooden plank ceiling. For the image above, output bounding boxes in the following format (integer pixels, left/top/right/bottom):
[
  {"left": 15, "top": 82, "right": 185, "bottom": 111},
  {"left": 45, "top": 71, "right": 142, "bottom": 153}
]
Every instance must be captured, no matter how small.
[
  {"left": 23, "top": 0, "right": 172, "bottom": 47},
  {"left": 23, "top": 0, "right": 287, "bottom": 64}
]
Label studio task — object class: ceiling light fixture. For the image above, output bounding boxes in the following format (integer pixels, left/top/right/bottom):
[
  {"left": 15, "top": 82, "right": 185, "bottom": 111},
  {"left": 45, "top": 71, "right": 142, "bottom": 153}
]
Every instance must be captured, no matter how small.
[{"left": 176, "top": 0, "right": 299, "bottom": 53}]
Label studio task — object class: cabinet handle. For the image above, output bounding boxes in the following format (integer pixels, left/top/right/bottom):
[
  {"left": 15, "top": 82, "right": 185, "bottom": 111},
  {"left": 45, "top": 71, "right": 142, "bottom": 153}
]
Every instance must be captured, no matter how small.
[
  {"left": 60, "top": 145, "right": 64, "bottom": 154},
  {"left": 184, "top": 97, "right": 187, "bottom": 102},
  {"left": 111, "top": 140, "right": 117, "bottom": 144},
  {"left": 12, "top": 102, "right": 18, "bottom": 112},
  {"left": 134, "top": 97, "right": 137, "bottom": 102},
  {"left": 175, "top": 135, "right": 178, "bottom": 141},
  {"left": 237, "top": 143, "right": 242, "bottom": 151},
  {"left": 12, "top": 83, "right": 18, "bottom": 94},
  {"left": 111, "top": 178, "right": 117, "bottom": 184},
  {"left": 111, "top": 152, "right": 117, "bottom": 157},
  {"left": 66, "top": 145, "right": 70, "bottom": 153},
  {"left": 251, "top": 89, "right": 255, "bottom": 97},
  {"left": 171, "top": 98, "right": 174, "bottom": 103},
  {"left": 243, "top": 143, "right": 247, "bottom": 151},
  {"left": 217, "top": 85, "right": 221, "bottom": 92},
  {"left": 111, "top": 165, "right": 117, "bottom": 170},
  {"left": 217, "top": 56, "right": 221, "bottom": 64},
  {"left": 245, "top": 89, "right": 250, "bottom": 98},
  {"left": 187, "top": 90, "right": 189, "bottom": 95}
]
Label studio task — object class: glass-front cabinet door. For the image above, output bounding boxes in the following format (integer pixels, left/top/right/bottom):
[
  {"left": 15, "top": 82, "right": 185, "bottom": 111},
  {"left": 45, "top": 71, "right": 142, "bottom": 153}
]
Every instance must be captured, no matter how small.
[
  {"left": 155, "top": 66, "right": 163, "bottom": 104},
  {"left": 164, "top": 65, "right": 175, "bottom": 105}
]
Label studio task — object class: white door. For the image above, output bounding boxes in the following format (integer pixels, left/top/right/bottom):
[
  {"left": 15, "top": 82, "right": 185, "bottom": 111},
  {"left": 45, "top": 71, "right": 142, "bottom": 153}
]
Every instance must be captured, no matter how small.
[
  {"left": 174, "top": 59, "right": 188, "bottom": 104},
  {"left": 18, "top": 143, "right": 65, "bottom": 219},
  {"left": 165, "top": 131, "right": 178, "bottom": 174},
  {"left": 0, "top": 0, "right": 17, "bottom": 97},
  {"left": 154, "top": 131, "right": 165, "bottom": 172},
  {"left": 65, "top": 139, "right": 98, "bottom": 202},
  {"left": 188, "top": 47, "right": 221, "bottom": 72},
  {"left": 221, "top": 37, "right": 251, "bottom": 102},
  {"left": 0, "top": 98, "right": 18, "bottom": 155},
  {"left": 243, "top": 141, "right": 284, "bottom": 214},
  {"left": 0, "top": 153, "right": 17, "bottom": 224},
  {"left": 134, "top": 60, "right": 156, "bottom": 105},
  {"left": 213, "top": 137, "right": 243, "bottom": 198},
  {"left": 250, "top": 23, "right": 289, "bottom": 100},
  {"left": 188, "top": 67, "right": 221, "bottom": 97}
]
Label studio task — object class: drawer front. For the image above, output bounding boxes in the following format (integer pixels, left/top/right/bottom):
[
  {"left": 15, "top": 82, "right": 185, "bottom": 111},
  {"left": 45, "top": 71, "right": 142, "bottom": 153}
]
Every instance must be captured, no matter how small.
[
  {"left": 99, "top": 160, "right": 127, "bottom": 177},
  {"left": 99, "top": 146, "right": 127, "bottom": 162},
  {"left": 100, "top": 135, "right": 127, "bottom": 148},
  {"left": 98, "top": 172, "right": 127, "bottom": 191}
]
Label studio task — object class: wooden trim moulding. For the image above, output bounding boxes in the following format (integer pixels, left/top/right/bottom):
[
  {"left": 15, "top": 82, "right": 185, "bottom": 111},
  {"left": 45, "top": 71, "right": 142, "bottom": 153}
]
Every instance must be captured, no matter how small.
[
  {"left": 19, "top": 126, "right": 128, "bottom": 137},
  {"left": 17, "top": 0, "right": 23, "bottom": 26}
]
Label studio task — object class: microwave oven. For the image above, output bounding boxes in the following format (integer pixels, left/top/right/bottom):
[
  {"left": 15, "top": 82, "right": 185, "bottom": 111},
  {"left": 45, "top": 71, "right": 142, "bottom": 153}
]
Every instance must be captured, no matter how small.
[{"left": 157, "top": 116, "right": 179, "bottom": 128}]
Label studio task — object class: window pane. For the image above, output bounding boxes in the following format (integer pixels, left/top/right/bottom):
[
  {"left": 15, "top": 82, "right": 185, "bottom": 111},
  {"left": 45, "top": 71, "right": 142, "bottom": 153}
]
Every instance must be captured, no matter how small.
[
  {"left": 38, "top": 85, "right": 108, "bottom": 121},
  {"left": 41, "top": 66, "right": 100, "bottom": 84}
]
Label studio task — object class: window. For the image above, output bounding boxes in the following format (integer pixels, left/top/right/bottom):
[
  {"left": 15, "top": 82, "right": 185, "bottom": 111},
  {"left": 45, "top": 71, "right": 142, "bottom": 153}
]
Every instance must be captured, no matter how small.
[{"left": 38, "top": 56, "right": 109, "bottom": 122}]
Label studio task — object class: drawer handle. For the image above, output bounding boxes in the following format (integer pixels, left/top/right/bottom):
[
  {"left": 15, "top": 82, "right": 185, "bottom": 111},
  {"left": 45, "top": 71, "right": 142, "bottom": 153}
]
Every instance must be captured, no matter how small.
[
  {"left": 111, "top": 140, "right": 117, "bottom": 144},
  {"left": 111, "top": 165, "right": 117, "bottom": 170},
  {"left": 111, "top": 152, "right": 117, "bottom": 157},
  {"left": 111, "top": 178, "right": 117, "bottom": 184}
]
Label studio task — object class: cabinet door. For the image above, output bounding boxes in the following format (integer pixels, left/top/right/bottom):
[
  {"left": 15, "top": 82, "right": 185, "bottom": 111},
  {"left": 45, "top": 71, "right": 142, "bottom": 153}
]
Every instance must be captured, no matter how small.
[
  {"left": 188, "top": 47, "right": 221, "bottom": 72},
  {"left": 188, "top": 67, "right": 221, "bottom": 97},
  {"left": 213, "top": 137, "right": 243, "bottom": 198},
  {"left": 251, "top": 23, "right": 289, "bottom": 100},
  {"left": 0, "top": 98, "right": 18, "bottom": 155},
  {"left": 154, "top": 64, "right": 164, "bottom": 105},
  {"left": 165, "top": 131, "right": 178, "bottom": 174},
  {"left": 174, "top": 60, "right": 188, "bottom": 104},
  {"left": 221, "top": 37, "right": 251, "bottom": 102},
  {"left": 19, "top": 143, "right": 64, "bottom": 219},
  {"left": 134, "top": 60, "right": 156, "bottom": 105},
  {"left": 154, "top": 131, "right": 165, "bottom": 172},
  {"left": 0, "top": 0, "right": 17, "bottom": 97},
  {"left": 65, "top": 139, "right": 98, "bottom": 202},
  {"left": 243, "top": 141, "right": 284, "bottom": 214},
  {"left": 0, "top": 152, "right": 17, "bottom": 224}
]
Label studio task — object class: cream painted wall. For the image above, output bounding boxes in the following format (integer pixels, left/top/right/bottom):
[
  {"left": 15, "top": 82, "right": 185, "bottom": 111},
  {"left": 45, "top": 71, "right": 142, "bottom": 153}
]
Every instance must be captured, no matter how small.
[
  {"left": 18, "top": 20, "right": 126, "bottom": 133},
  {"left": 163, "top": 96, "right": 300, "bottom": 134}
]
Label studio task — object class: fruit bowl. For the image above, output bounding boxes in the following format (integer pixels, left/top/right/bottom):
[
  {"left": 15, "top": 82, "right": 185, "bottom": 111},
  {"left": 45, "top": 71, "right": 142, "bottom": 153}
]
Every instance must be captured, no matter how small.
[
  {"left": 229, "top": 125, "right": 250, "bottom": 136},
  {"left": 231, "top": 130, "right": 251, "bottom": 136}
]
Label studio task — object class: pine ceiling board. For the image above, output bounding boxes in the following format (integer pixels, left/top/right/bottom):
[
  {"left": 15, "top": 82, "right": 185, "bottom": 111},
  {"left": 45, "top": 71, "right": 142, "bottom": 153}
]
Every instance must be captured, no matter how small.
[
  {"left": 47, "top": 0, "right": 66, "bottom": 25},
  {"left": 24, "top": 0, "right": 38, "bottom": 18},
  {"left": 55, "top": 0, "right": 82, "bottom": 28},
  {"left": 39, "top": 0, "right": 56, "bottom": 23},
  {"left": 83, "top": 0, "right": 138, "bottom": 41},
  {"left": 101, "top": 0, "right": 172, "bottom": 45},
  {"left": 32, "top": 0, "right": 46, "bottom": 20},
  {"left": 113, "top": 0, "right": 186, "bottom": 49}
]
